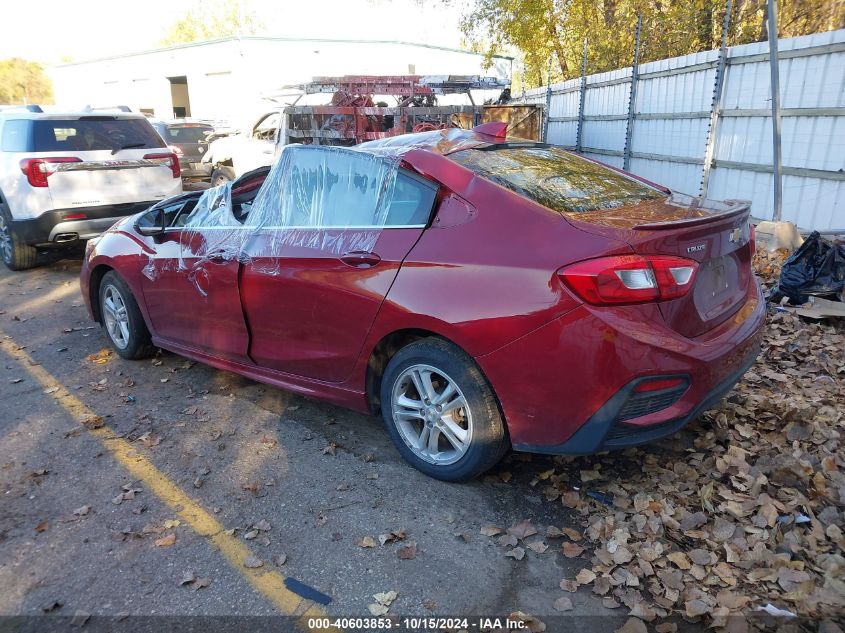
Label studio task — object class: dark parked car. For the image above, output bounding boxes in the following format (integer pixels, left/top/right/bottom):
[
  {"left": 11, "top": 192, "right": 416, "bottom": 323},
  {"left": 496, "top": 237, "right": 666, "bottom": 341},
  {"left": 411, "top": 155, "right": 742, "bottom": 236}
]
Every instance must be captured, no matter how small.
[
  {"left": 150, "top": 120, "right": 213, "bottom": 184},
  {"left": 79, "top": 122, "right": 765, "bottom": 481}
]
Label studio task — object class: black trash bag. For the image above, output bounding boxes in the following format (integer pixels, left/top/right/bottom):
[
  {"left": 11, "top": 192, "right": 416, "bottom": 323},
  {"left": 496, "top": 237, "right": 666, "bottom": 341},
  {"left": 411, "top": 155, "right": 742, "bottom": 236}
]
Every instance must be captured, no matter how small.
[{"left": 770, "top": 231, "right": 845, "bottom": 304}]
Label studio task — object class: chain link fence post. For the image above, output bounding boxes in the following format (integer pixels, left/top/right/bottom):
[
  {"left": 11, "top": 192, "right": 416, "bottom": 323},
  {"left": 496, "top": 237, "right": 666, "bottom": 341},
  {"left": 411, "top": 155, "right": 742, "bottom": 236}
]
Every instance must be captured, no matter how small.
[
  {"left": 623, "top": 15, "right": 642, "bottom": 171},
  {"left": 575, "top": 38, "right": 588, "bottom": 153}
]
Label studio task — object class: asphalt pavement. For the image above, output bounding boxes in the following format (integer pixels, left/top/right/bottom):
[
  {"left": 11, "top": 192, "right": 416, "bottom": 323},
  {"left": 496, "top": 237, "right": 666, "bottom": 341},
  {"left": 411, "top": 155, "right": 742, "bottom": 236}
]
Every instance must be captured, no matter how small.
[{"left": 0, "top": 253, "right": 633, "bottom": 632}]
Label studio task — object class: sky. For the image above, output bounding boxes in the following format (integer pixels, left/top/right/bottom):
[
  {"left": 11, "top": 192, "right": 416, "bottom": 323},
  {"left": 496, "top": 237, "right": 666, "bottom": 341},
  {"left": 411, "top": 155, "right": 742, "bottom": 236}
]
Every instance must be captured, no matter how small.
[{"left": 2, "top": 0, "right": 470, "bottom": 65}]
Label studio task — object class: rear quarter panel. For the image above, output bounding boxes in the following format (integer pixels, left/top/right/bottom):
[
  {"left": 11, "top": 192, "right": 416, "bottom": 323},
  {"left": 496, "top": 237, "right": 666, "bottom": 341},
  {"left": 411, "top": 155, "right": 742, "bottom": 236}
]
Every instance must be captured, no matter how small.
[{"left": 362, "top": 156, "right": 633, "bottom": 360}]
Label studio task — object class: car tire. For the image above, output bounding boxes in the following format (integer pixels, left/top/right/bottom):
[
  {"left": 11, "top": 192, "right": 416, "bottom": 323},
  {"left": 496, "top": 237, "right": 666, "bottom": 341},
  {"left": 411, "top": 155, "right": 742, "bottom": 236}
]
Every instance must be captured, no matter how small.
[
  {"left": 211, "top": 166, "right": 235, "bottom": 187},
  {"left": 0, "top": 205, "right": 37, "bottom": 271},
  {"left": 380, "top": 337, "right": 509, "bottom": 482},
  {"left": 98, "top": 271, "right": 155, "bottom": 360}
]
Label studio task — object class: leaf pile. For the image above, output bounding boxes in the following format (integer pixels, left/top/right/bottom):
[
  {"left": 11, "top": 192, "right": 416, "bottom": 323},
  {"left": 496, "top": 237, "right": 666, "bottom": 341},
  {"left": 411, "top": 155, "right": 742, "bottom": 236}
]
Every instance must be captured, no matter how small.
[{"left": 533, "top": 249, "right": 845, "bottom": 627}]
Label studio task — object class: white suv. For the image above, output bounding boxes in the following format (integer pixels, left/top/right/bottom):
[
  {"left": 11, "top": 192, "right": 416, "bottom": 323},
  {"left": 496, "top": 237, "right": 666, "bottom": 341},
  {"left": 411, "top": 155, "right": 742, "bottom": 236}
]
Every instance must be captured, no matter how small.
[{"left": 0, "top": 108, "right": 183, "bottom": 270}]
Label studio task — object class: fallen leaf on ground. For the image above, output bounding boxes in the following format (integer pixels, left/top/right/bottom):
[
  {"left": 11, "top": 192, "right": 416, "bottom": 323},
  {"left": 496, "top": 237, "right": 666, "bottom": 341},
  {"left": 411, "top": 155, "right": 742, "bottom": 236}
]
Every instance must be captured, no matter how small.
[
  {"left": 243, "top": 556, "right": 263, "bottom": 568},
  {"left": 560, "top": 579, "right": 578, "bottom": 592},
  {"left": 497, "top": 534, "right": 518, "bottom": 547},
  {"left": 505, "top": 546, "right": 525, "bottom": 560},
  {"left": 357, "top": 536, "right": 376, "bottom": 548},
  {"left": 508, "top": 612, "right": 546, "bottom": 633},
  {"left": 154, "top": 533, "right": 176, "bottom": 547},
  {"left": 562, "top": 541, "right": 585, "bottom": 558},
  {"left": 576, "top": 569, "right": 596, "bottom": 585},
  {"left": 397, "top": 541, "right": 418, "bottom": 560},
  {"left": 616, "top": 618, "right": 647, "bottom": 633},
  {"left": 507, "top": 519, "right": 538, "bottom": 540},
  {"left": 553, "top": 596, "right": 574, "bottom": 612},
  {"left": 368, "top": 604, "right": 389, "bottom": 616},
  {"left": 379, "top": 529, "right": 406, "bottom": 545}
]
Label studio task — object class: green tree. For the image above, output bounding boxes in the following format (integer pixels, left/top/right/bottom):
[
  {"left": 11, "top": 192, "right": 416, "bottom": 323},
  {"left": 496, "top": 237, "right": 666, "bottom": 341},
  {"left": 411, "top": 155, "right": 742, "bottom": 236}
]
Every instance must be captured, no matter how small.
[
  {"left": 459, "top": 0, "right": 844, "bottom": 88},
  {"left": 0, "top": 58, "right": 53, "bottom": 105},
  {"left": 161, "top": 0, "right": 264, "bottom": 46}
]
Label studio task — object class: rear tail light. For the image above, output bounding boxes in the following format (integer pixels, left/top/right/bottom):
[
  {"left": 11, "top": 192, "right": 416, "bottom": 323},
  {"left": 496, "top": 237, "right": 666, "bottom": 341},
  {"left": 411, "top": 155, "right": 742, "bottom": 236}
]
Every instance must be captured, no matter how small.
[
  {"left": 559, "top": 255, "right": 699, "bottom": 305},
  {"left": 144, "top": 152, "right": 181, "bottom": 179},
  {"left": 19, "top": 157, "right": 82, "bottom": 187},
  {"left": 749, "top": 222, "right": 756, "bottom": 253}
]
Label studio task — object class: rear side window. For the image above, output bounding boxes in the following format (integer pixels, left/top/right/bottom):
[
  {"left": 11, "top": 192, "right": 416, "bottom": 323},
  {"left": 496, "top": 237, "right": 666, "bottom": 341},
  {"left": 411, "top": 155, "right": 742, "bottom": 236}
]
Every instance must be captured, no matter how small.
[
  {"left": 164, "top": 126, "right": 212, "bottom": 143},
  {"left": 31, "top": 118, "right": 165, "bottom": 152},
  {"left": 384, "top": 171, "right": 437, "bottom": 226},
  {"left": 1, "top": 120, "right": 32, "bottom": 152},
  {"left": 449, "top": 146, "right": 663, "bottom": 214}
]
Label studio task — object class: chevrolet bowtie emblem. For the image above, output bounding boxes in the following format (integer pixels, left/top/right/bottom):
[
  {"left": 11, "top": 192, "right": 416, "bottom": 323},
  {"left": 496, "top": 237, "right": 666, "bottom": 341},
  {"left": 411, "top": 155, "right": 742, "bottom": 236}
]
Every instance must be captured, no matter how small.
[{"left": 728, "top": 227, "right": 742, "bottom": 243}]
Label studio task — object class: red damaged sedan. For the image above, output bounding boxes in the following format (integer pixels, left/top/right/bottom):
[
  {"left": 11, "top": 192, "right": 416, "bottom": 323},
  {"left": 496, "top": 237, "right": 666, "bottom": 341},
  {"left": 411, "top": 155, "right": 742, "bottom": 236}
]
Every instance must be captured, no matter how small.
[{"left": 80, "top": 122, "right": 765, "bottom": 481}]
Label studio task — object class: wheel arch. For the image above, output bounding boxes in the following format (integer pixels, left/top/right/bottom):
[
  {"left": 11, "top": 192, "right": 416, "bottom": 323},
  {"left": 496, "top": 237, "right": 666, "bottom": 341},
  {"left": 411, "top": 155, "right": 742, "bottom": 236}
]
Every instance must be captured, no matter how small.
[
  {"left": 364, "top": 328, "right": 505, "bottom": 429},
  {"left": 88, "top": 263, "right": 115, "bottom": 323}
]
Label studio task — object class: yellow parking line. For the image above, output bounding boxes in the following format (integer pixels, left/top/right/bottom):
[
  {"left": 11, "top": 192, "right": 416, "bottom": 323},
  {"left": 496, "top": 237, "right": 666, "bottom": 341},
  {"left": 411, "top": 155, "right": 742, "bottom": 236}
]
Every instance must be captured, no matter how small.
[{"left": 0, "top": 333, "right": 338, "bottom": 632}]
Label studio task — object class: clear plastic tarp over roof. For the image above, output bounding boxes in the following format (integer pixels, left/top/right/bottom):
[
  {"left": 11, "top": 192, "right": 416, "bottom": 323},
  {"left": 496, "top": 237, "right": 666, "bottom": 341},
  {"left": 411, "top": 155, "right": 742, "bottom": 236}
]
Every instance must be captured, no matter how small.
[{"left": 142, "top": 142, "right": 439, "bottom": 292}]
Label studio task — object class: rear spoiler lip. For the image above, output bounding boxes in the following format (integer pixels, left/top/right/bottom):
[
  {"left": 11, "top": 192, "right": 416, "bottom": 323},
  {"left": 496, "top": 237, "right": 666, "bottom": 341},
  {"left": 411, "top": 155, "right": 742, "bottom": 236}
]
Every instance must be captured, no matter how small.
[{"left": 633, "top": 198, "right": 751, "bottom": 230}]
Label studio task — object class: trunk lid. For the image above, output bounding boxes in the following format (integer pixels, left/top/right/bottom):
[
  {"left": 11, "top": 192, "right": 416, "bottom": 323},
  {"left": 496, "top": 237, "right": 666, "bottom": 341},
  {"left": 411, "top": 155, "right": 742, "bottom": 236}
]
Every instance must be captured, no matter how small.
[
  {"left": 47, "top": 149, "right": 177, "bottom": 209},
  {"left": 568, "top": 192, "right": 753, "bottom": 337}
]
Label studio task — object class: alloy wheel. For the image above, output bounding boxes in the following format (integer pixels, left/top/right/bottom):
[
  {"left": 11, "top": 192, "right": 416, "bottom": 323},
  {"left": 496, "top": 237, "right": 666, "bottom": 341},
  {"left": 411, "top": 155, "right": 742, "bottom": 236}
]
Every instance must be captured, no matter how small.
[
  {"left": 391, "top": 363, "right": 473, "bottom": 466},
  {"left": 0, "top": 214, "right": 12, "bottom": 264},
  {"left": 102, "top": 284, "right": 130, "bottom": 349}
]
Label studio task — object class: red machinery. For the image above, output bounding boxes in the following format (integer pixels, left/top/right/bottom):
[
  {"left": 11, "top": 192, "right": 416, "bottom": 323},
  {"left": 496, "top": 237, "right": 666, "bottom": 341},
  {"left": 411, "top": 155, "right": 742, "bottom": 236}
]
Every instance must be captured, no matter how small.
[{"left": 277, "top": 75, "right": 510, "bottom": 145}]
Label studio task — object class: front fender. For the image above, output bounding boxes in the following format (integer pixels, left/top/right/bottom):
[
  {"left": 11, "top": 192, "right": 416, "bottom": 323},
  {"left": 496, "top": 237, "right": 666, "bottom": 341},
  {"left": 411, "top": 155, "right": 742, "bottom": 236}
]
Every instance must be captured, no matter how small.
[{"left": 81, "top": 230, "right": 157, "bottom": 334}]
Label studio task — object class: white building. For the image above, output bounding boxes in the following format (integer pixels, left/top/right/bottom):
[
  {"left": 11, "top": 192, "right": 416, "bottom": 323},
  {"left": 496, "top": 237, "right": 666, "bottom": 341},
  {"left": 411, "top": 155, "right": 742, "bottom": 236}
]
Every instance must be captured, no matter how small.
[{"left": 49, "top": 37, "right": 512, "bottom": 125}]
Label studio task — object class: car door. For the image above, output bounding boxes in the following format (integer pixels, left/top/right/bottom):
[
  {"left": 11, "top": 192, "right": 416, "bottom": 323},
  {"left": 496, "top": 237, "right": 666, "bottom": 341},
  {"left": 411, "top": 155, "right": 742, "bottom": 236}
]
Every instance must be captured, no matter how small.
[
  {"left": 235, "top": 112, "right": 280, "bottom": 175},
  {"left": 239, "top": 146, "right": 438, "bottom": 383},
  {"left": 138, "top": 190, "right": 251, "bottom": 363}
]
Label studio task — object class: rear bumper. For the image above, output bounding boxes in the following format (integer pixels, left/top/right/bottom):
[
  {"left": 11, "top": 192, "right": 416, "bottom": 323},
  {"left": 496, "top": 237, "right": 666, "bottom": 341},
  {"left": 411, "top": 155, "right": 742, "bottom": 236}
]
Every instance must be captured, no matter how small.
[
  {"left": 476, "top": 277, "right": 766, "bottom": 451},
  {"left": 11, "top": 202, "right": 158, "bottom": 246},
  {"left": 179, "top": 160, "right": 212, "bottom": 180},
  {"left": 514, "top": 347, "right": 759, "bottom": 454}
]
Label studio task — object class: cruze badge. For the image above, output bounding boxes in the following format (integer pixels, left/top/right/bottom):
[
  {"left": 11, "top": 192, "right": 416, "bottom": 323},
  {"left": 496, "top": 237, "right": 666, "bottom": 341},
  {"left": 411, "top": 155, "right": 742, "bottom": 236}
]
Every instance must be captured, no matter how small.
[{"left": 687, "top": 244, "right": 706, "bottom": 253}]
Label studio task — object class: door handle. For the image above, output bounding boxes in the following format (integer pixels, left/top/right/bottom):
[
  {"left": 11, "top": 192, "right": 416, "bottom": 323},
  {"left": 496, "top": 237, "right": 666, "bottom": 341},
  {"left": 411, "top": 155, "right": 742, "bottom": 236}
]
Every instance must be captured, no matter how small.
[{"left": 340, "top": 251, "right": 381, "bottom": 268}]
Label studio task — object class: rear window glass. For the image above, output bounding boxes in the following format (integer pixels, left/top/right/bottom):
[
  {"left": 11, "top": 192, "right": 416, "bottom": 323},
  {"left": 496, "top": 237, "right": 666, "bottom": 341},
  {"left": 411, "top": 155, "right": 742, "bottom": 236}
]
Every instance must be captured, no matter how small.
[
  {"left": 449, "top": 146, "right": 663, "bottom": 213},
  {"left": 164, "top": 126, "right": 212, "bottom": 143},
  {"left": 31, "top": 118, "right": 165, "bottom": 152}
]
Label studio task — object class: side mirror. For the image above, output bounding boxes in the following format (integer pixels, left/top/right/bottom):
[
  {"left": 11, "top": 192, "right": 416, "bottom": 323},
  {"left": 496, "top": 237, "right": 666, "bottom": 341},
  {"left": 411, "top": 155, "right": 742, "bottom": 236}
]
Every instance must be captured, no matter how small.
[{"left": 135, "top": 208, "right": 166, "bottom": 238}]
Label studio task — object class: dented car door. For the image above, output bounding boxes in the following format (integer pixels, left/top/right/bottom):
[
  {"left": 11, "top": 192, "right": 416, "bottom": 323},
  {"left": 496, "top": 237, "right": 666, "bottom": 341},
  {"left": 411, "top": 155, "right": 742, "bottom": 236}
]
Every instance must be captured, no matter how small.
[
  {"left": 238, "top": 146, "right": 438, "bottom": 383},
  {"left": 139, "top": 189, "right": 251, "bottom": 363}
]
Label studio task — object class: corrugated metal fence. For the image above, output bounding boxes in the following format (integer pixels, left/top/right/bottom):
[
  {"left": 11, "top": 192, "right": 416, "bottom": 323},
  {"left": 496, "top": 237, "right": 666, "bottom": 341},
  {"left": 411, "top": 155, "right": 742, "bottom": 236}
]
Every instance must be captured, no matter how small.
[{"left": 515, "top": 29, "right": 845, "bottom": 232}]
